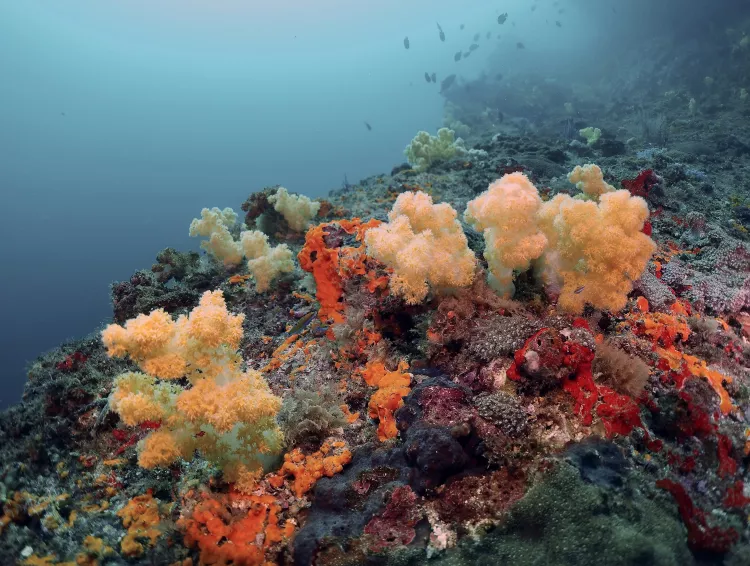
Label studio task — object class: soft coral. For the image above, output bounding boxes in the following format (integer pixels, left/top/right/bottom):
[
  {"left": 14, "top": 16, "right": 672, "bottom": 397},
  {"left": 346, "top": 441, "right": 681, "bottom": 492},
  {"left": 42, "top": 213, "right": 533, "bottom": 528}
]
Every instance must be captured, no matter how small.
[{"left": 103, "top": 291, "right": 283, "bottom": 491}]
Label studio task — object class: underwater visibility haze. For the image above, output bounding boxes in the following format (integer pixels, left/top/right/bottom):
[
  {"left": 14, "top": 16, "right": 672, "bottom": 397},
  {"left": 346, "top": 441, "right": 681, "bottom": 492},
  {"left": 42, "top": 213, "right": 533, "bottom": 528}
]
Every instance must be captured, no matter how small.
[{"left": 1, "top": 1, "right": 750, "bottom": 565}]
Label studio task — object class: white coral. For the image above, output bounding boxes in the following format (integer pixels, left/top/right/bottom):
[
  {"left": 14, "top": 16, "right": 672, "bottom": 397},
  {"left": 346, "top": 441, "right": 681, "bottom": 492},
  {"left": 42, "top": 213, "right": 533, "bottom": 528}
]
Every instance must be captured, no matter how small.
[
  {"left": 268, "top": 187, "right": 320, "bottom": 232},
  {"left": 189, "top": 208, "right": 295, "bottom": 292},
  {"left": 188, "top": 207, "right": 243, "bottom": 266},
  {"left": 240, "top": 230, "right": 294, "bottom": 292}
]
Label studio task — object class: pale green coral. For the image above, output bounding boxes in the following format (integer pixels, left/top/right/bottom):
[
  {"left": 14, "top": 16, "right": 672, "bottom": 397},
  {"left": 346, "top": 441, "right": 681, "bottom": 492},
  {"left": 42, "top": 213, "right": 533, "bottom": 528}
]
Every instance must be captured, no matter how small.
[
  {"left": 579, "top": 126, "right": 601, "bottom": 146},
  {"left": 404, "top": 127, "right": 466, "bottom": 172}
]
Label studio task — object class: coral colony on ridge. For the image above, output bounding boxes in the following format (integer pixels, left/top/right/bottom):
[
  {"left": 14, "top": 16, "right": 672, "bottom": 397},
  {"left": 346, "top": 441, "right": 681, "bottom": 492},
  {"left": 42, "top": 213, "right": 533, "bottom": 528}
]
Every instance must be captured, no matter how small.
[{"left": 2, "top": 5, "right": 750, "bottom": 566}]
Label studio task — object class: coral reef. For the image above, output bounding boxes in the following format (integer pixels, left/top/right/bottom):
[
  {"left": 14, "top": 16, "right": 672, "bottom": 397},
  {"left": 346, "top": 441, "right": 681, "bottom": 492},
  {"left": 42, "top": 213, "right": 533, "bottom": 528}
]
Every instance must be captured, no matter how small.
[{"left": 3, "top": 13, "right": 750, "bottom": 566}]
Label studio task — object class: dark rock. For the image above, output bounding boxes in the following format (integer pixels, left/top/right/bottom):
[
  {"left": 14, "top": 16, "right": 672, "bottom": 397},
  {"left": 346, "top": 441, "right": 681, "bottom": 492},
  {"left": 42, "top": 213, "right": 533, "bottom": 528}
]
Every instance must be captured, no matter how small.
[
  {"left": 391, "top": 162, "right": 412, "bottom": 176},
  {"left": 544, "top": 148, "right": 568, "bottom": 163},
  {"left": 596, "top": 138, "right": 626, "bottom": 157},
  {"left": 565, "top": 438, "right": 628, "bottom": 488}
]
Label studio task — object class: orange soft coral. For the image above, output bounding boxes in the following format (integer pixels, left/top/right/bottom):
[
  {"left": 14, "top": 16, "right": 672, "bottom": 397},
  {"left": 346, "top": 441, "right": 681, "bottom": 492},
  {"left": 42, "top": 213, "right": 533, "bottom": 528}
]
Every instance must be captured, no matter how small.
[
  {"left": 630, "top": 301, "right": 734, "bottom": 414},
  {"left": 632, "top": 310, "right": 691, "bottom": 349},
  {"left": 276, "top": 441, "right": 352, "bottom": 498},
  {"left": 658, "top": 346, "right": 734, "bottom": 415},
  {"left": 359, "top": 360, "right": 412, "bottom": 441},
  {"left": 180, "top": 489, "right": 296, "bottom": 566},
  {"left": 298, "top": 218, "right": 380, "bottom": 324}
]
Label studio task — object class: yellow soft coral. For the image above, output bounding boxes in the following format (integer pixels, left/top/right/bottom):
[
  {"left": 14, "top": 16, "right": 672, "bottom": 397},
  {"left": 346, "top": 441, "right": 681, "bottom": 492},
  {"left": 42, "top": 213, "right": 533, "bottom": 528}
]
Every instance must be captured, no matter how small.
[
  {"left": 538, "top": 189, "right": 656, "bottom": 313},
  {"left": 404, "top": 128, "right": 466, "bottom": 171},
  {"left": 176, "top": 370, "right": 281, "bottom": 434},
  {"left": 138, "top": 430, "right": 184, "bottom": 469},
  {"left": 103, "top": 290, "right": 243, "bottom": 381},
  {"left": 465, "top": 172, "right": 549, "bottom": 296},
  {"left": 110, "top": 372, "right": 178, "bottom": 427},
  {"left": 364, "top": 191, "right": 476, "bottom": 304},
  {"left": 465, "top": 167, "right": 655, "bottom": 313},
  {"left": 568, "top": 163, "right": 616, "bottom": 199},
  {"left": 117, "top": 492, "right": 167, "bottom": 557},
  {"left": 103, "top": 291, "right": 283, "bottom": 488},
  {"left": 102, "top": 309, "right": 180, "bottom": 371}
]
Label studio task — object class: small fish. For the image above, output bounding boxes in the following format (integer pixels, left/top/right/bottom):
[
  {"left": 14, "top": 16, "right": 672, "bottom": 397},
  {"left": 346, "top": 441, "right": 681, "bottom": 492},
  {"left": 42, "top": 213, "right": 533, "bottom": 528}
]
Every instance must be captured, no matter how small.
[
  {"left": 498, "top": 13, "right": 508, "bottom": 24},
  {"left": 463, "top": 51, "right": 471, "bottom": 58},
  {"left": 497, "top": 110, "right": 504, "bottom": 123},
  {"left": 404, "top": 36, "right": 410, "bottom": 49},
  {"left": 460, "top": 23, "right": 465, "bottom": 30},
  {"left": 516, "top": 42, "right": 525, "bottom": 49},
  {"left": 287, "top": 311, "right": 315, "bottom": 336},
  {"left": 364, "top": 121, "right": 372, "bottom": 131},
  {"left": 431, "top": 72, "right": 436, "bottom": 83},
  {"left": 574, "top": 285, "right": 585, "bottom": 295},
  {"left": 531, "top": 4, "right": 537, "bottom": 11},
  {"left": 496, "top": 73, "right": 503, "bottom": 80},
  {"left": 437, "top": 22, "right": 445, "bottom": 41},
  {"left": 440, "top": 74, "right": 457, "bottom": 93},
  {"left": 486, "top": 31, "right": 491, "bottom": 39},
  {"left": 424, "top": 72, "right": 432, "bottom": 83},
  {"left": 556, "top": 20, "right": 562, "bottom": 27},
  {"left": 469, "top": 43, "right": 479, "bottom": 51},
  {"left": 454, "top": 51, "right": 462, "bottom": 62},
  {"left": 474, "top": 32, "right": 480, "bottom": 41}
]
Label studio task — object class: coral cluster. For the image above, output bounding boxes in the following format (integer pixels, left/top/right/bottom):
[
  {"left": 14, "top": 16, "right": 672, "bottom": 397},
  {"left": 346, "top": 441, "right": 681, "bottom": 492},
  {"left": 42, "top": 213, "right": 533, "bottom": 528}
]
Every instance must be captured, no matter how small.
[
  {"left": 189, "top": 206, "right": 295, "bottom": 292},
  {"left": 404, "top": 127, "right": 466, "bottom": 171},
  {"left": 364, "top": 191, "right": 476, "bottom": 304},
  {"left": 365, "top": 167, "right": 654, "bottom": 313},
  {"left": 462, "top": 167, "right": 656, "bottom": 312},
  {"left": 464, "top": 172, "right": 548, "bottom": 295},
  {"left": 268, "top": 187, "right": 321, "bottom": 232},
  {"left": 102, "top": 290, "right": 283, "bottom": 489}
]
